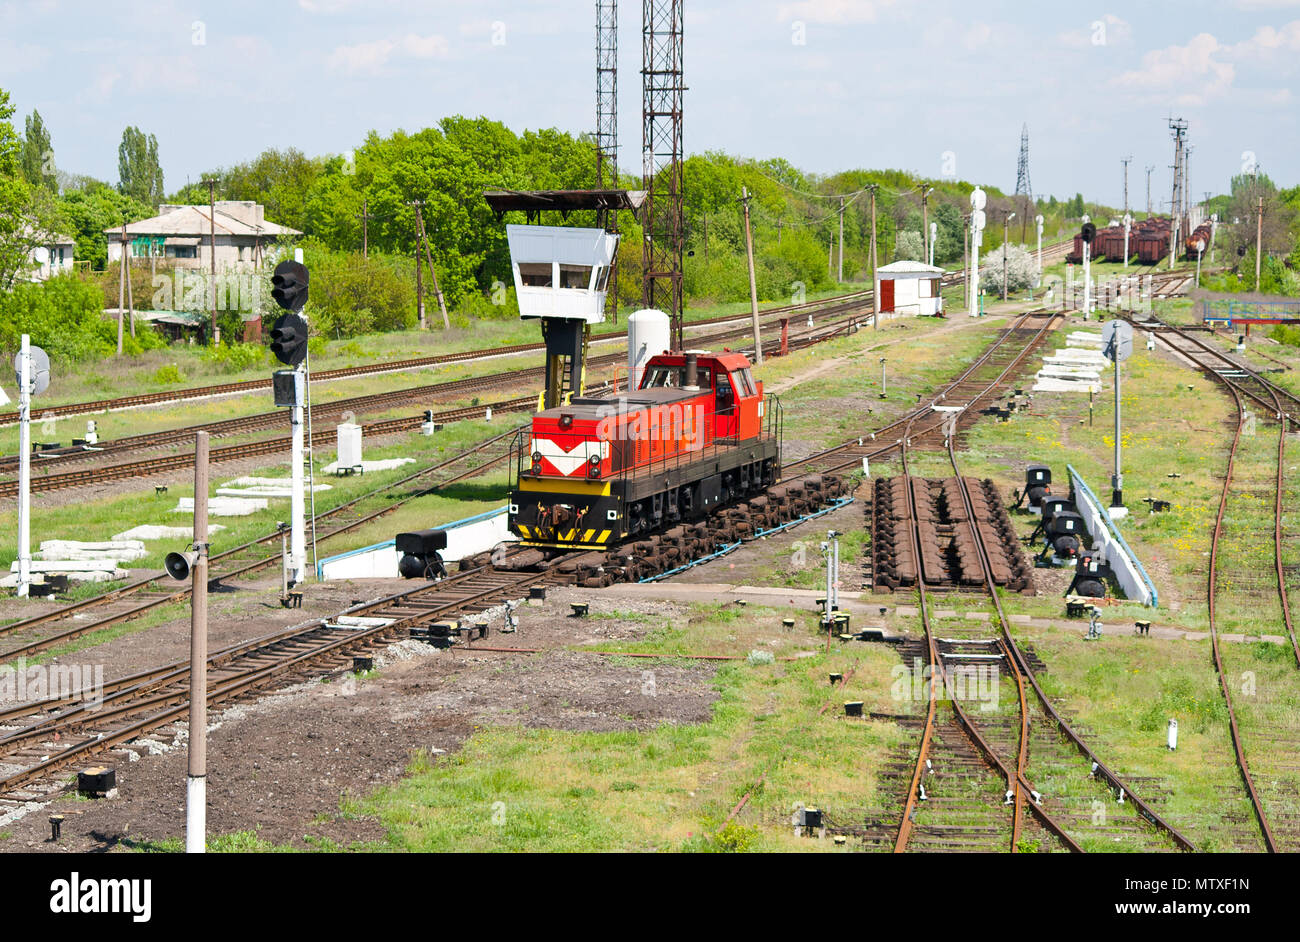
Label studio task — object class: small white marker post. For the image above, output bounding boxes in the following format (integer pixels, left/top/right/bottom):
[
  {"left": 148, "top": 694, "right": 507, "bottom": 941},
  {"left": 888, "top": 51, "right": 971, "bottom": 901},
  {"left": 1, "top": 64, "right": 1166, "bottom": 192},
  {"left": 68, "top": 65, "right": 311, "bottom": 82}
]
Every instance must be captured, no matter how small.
[{"left": 186, "top": 431, "right": 210, "bottom": 853}]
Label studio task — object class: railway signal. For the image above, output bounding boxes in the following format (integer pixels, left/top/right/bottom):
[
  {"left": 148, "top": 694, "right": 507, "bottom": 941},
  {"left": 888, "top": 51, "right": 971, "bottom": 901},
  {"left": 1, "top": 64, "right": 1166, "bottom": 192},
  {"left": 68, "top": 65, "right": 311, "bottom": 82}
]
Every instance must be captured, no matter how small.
[
  {"left": 269, "top": 312, "right": 308, "bottom": 367},
  {"left": 1080, "top": 221, "right": 1096, "bottom": 315},
  {"left": 268, "top": 260, "right": 311, "bottom": 584},
  {"left": 1102, "top": 319, "right": 1133, "bottom": 515},
  {"left": 968, "top": 188, "right": 986, "bottom": 316},
  {"left": 270, "top": 259, "right": 309, "bottom": 312},
  {"left": 13, "top": 336, "right": 50, "bottom": 598}
]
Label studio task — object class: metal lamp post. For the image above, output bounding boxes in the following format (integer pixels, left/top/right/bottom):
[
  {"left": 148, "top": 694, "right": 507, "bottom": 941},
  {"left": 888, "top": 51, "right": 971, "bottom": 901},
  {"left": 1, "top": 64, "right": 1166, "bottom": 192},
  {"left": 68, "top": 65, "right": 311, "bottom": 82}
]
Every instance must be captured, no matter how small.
[{"left": 1002, "top": 212, "right": 1016, "bottom": 301}]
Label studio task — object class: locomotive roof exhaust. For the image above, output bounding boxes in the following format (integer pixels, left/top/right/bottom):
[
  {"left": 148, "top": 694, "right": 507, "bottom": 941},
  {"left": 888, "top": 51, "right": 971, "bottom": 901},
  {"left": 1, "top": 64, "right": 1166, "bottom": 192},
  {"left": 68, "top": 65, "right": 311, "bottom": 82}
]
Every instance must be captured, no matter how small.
[{"left": 683, "top": 352, "right": 699, "bottom": 390}]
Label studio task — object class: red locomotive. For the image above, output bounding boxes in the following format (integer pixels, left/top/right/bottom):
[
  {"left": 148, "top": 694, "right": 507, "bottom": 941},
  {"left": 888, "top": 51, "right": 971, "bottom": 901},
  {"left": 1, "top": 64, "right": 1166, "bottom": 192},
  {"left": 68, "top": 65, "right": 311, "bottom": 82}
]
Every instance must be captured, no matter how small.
[{"left": 508, "top": 350, "right": 782, "bottom": 551}]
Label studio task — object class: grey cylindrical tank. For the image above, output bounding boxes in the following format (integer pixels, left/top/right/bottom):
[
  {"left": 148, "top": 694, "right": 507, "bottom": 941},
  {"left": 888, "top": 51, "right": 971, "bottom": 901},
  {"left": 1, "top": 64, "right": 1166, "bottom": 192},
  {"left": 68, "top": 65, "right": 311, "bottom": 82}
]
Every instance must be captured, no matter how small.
[{"left": 627, "top": 308, "right": 670, "bottom": 392}]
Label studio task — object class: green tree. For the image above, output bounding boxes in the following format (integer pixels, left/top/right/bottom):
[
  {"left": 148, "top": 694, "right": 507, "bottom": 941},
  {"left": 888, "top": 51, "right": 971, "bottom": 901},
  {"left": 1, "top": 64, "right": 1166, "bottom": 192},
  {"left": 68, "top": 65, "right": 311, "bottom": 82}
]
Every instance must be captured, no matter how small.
[
  {"left": 118, "top": 126, "right": 164, "bottom": 206},
  {"left": 0, "top": 87, "right": 63, "bottom": 288},
  {"left": 895, "top": 230, "right": 923, "bottom": 261},
  {"left": 56, "top": 179, "right": 152, "bottom": 268},
  {"left": 21, "top": 109, "right": 55, "bottom": 191},
  {"left": 186, "top": 147, "right": 324, "bottom": 232}
]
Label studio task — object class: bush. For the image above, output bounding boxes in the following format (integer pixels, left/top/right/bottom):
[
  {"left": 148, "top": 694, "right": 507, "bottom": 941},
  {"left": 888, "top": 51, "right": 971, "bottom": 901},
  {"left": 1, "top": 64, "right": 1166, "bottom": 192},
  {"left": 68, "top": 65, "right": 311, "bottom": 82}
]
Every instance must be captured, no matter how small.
[
  {"left": 151, "top": 364, "right": 184, "bottom": 386},
  {"left": 455, "top": 284, "right": 518, "bottom": 321},
  {"left": 203, "top": 341, "right": 266, "bottom": 373},
  {"left": 980, "top": 244, "right": 1038, "bottom": 294},
  {"left": 298, "top": 240, "right": 416, "bottom": 338},
  {"left": 895, "top": 231, "right": 924, "bottom": 262},
  {"left": 0, "top": 274, "right": 117, "bottom": 362}
]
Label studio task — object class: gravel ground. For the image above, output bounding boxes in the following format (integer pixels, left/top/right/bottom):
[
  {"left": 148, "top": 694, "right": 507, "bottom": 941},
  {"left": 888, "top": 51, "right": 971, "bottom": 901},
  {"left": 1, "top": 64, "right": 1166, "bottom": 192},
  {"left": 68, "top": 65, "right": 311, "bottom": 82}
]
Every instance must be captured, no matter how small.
[{"left": 0, "top": 585, "right": 715, "bottom": 853}]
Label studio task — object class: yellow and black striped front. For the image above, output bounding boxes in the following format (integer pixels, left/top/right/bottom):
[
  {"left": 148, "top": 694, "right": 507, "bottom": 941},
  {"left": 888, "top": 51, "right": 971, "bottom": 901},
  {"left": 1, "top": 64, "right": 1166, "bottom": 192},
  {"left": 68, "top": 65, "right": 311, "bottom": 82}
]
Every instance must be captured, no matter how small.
[{"left": 509, "top": 477, "right": 623, "bottom": 550}]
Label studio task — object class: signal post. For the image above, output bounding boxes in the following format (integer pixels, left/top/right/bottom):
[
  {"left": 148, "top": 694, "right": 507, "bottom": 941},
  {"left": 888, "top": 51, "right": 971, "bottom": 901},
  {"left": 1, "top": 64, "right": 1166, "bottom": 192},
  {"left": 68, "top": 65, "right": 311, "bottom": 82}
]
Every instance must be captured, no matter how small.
[{"left": 268, "top": 261, "right": 310, "bottom": 585}]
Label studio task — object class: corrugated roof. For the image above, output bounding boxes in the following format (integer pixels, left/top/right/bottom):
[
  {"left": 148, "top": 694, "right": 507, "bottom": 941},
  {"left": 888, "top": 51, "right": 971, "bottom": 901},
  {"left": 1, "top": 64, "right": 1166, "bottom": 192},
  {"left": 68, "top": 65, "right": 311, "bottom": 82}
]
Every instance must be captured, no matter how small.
[
  {"left": 877, "top": 260, "right": 945, "bottom": 275},
  {"left": 103, "top": 204, "right": 300, "bottom": 238}
]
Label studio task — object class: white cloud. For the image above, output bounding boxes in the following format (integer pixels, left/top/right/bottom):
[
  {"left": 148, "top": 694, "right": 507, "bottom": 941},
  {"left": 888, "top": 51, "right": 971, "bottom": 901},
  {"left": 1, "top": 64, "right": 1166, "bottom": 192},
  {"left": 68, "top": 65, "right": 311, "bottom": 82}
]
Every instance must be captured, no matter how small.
[
  {"left": 328, "top": 33, "right": 450, "bottom": 74},
  {"left": 1113, "top": 33, "right": 1234, "bottom": 105},
  {"left": 1229, "top": 20, "right": 1300, "bottom": 56},
  {"left": 776, "top": 0, "right": 896, "bottom": 25}
]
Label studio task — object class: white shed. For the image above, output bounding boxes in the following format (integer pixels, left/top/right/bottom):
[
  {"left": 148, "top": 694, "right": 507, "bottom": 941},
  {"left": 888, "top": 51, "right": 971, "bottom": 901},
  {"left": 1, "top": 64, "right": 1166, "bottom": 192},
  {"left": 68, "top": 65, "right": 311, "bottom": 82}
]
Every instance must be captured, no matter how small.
[{"left": 875, "top": 260, "right": 946, "bottom": 318}]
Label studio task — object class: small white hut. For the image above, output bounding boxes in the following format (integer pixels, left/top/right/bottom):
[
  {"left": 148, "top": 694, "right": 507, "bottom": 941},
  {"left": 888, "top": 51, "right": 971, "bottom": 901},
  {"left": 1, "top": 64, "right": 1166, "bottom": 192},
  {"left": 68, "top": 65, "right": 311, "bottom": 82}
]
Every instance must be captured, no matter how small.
[{"left": 875, "top": 260, "right": 946, "bottom": 317}]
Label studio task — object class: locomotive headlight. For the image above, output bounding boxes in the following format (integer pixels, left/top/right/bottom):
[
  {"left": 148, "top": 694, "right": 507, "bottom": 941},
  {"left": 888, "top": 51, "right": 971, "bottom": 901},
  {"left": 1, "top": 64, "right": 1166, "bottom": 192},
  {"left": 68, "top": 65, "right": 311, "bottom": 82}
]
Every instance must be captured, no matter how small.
[
  {"left": 531, "top": 451, "right": 543, "bottom": 471},
  {"left": 587, "top": 453, "right": 602, "bottom": 478}
]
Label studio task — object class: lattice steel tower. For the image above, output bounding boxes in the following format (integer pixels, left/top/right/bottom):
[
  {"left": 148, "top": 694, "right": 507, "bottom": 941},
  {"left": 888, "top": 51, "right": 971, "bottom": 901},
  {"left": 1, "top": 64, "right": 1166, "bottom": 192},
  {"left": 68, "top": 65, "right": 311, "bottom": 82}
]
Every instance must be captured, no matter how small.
[
  {"left": 596, "top": 1, "right": 618, "bottom": 189},
  {"left": 1014, "top": 123, "right": 1032, "bottom": 241},
  {"left": 641, "top": 0, "right": 684, "bottom": 349},
  {"left": 1169, "top": 117, "right": 1188, "bottom": 239}
]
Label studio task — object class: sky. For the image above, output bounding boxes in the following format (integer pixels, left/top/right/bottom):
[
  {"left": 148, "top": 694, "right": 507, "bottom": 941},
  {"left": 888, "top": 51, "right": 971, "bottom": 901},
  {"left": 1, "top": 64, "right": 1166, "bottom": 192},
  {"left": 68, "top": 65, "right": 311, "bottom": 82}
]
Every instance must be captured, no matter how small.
[{"left": 2, "top": 0, "right": 1299, "bottom": 209}]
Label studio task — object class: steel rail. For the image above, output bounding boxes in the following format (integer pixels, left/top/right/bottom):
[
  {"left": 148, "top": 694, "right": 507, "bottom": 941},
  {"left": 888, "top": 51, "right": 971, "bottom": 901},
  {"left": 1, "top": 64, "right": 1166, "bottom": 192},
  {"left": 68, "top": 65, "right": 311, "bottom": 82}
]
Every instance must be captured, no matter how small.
[
  {"left": 944, "top": 439, "right": 1196, "bottom": 852},
  {"left": 1205, "top": 377, "right": 1281, "bottom": 852},
  {"left": 1141, "top": 321, "right": 1300, "bottom": 667},
  {"left": 892, "top": 414, "right": 1082, "bottom": 853},
  {"left": 0, "top": 239, "right": 1076, "bottom": 432}
]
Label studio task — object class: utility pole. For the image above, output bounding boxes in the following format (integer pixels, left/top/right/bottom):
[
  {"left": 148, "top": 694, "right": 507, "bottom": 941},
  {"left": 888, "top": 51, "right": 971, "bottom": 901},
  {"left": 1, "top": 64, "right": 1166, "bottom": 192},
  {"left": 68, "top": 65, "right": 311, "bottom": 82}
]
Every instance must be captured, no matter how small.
[
  {"left": 963, "top": 214, "right": 970, "bottom": 311},
  {"left": 414, "top": 230, "right": 425, "bottom": 329},
  {"left": 117, "top": 222, "right": 127, "bottom": 355},
  {"left": 203, "top": 178, "right": 218, "bottom": 344},
  {"left": 920, "top": 186, "right": 933, "bottom": 265},
  {"left": 837, "top": 195, "right": 845, "bottom": 283},
  {"left": 1121, "top": 156, "right": 1132, "bottom": 215},
  {"left": 412, "top": 203, "right": 449, "bottom": 329},
  {"left": 357, "top": 197, "right": 369, "bottom": 259},
  {"left": 1256, "top": 195, "right": 1264, "bottom": 292},
  {"left": 869, "top": 185, "right": 879, "bottom": 328},
  {"left": 1145, "top": 165, "right": 1155, "bottom": 216},
  {"left": 741, "top": 186, "right": 762, "bottom": 365},
  {"left": 186, "top": 431, "right": 210, "bottom": 854}
]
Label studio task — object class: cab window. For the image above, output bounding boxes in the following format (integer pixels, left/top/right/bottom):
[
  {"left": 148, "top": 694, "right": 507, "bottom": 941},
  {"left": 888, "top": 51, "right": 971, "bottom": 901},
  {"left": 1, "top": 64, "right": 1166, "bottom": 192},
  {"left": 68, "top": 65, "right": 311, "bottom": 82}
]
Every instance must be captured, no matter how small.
[
  {"left": 734, "top": 368, "right": 757, "bottom": 397},
  {"left": 716, "top": 375, "right": 735, "bottom": 411}
]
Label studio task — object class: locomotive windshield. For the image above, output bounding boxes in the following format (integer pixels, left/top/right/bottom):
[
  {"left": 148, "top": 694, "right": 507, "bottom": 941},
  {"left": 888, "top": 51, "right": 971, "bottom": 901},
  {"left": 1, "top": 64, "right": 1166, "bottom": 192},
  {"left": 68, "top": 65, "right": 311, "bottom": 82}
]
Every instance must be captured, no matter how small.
[{"left": 643, "top": 366, "right": 713, "bottom": 389}]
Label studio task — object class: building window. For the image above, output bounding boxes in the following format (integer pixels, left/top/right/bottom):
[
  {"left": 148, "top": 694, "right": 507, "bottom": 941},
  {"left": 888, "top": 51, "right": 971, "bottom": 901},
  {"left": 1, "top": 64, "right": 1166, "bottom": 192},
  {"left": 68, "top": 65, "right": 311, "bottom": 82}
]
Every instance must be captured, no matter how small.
[
  {"left": 519, "top": 263, "right": 552, "bottom": 287},
  {"left": 559, "top": 264, "right": 592, "bottom": 289},
  {"left": 169, "top": 246, "right": 197, "bottom": 259},
  {"left": 919, "top": 278, "right": 936, "bottom": 298}
]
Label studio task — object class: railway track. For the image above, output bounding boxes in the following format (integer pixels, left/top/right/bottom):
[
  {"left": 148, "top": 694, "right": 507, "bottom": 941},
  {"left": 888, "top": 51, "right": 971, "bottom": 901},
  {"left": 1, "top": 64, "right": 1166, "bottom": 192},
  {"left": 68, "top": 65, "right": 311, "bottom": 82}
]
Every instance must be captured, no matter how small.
[
  {"left": 0, "top": 561, "right": 583, "bottom": 807},
  {"left": 0, "top": 293, "right": 883, "bottom": 664},
  {"left": 0, "top": 426, "right": 526, "bottom": 666},
  {"left": 0, "top": 289, "right": 876, "bottom": 431},
  {"left": 782, "top": 309, "right": 1061, "bottom": 482},
  {"left": 0, "top": 298, "right": 870, "bottom": 498},
  {"left": 865, "top": 426, "right": 1192, "bottom": 853},
  {"left": 765, "top": 308, "right": 1191, "bottom": 852},
  {"left": 0, "top": 307, "right": 1068, "bottom": 807},
  {"left": 0, "top": 238, "right": 1075, "bottom": 436},
  {"left": 0, "top": 468, "right": 863, "bottom": 805},
  {"left": 1141, "top": 317, "right": 1300, "bottom": 852}
]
